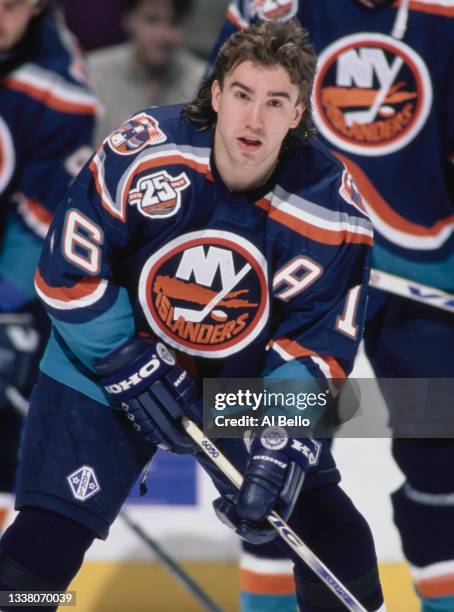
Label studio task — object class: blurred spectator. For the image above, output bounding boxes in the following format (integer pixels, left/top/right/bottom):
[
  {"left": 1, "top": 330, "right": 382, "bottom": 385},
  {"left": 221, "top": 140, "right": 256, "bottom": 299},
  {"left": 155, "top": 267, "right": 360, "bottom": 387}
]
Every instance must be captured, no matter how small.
[
  {"left": 0, "top": 0, "right": 98, "bottom": 530},
  {"left": 87, "top": 0, "right": 206, "bottom": 144},
  {"left": 57, "top": 0, "right": 126, "bottom": 51}
]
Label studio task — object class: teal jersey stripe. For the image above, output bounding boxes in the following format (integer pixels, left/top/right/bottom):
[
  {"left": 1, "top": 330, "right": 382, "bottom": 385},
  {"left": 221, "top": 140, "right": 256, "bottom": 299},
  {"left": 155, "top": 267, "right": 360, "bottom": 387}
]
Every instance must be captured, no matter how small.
[
  {"left": 0, "top": 215, "right": 43, "bottom": 299},
  {"left": 421, "top": 595, "right": 454, "bottom": 612},
  {"left": 240, "top": 592, "right": 297, "bottom": 612},
  {"left": 265, "top": 360, "right": 315, "bottom": 381},
  {"left": 40, "top": 287, "right": 135, "bottom": 405},
  {"left": 372, "top": 244, "right": 454, "bottom": 292},
  {"left": 40, "top": 333, "right": 110, "bottom": 405}
]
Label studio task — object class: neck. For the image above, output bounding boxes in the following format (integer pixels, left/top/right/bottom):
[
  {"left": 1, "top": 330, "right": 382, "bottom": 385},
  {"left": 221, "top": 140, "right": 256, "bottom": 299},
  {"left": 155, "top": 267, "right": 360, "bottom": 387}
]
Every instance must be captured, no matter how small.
[
  {"left": 221, "top": 161, "right": 277, "bottom": 193},
  {"left": 214, "top": 137, "right": 278, "bottom": 193}
]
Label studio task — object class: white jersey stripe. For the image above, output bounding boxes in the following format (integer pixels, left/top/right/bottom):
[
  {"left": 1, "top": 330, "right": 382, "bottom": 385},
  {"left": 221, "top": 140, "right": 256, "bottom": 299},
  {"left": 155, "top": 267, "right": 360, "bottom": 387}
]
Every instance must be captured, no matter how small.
[
  {"left": 267, "top": 193, "right": 374, "bottom": 240},
  {"left": 411, "top": 559, "right": 454, "bottom": 581},
  {"left": 365, "top": 199, "right": 454, "bottom": 250},
  {"left": 9, "top": 64, "right": 99, "bottom": 109},
  {"left": 240, "top": 552, "right": 294, "bottom": 575},
  {"left": 269, "top": 340, "right": 337, "bottom": 393},
  {"left": 35, "top": 278, "right": 108, "bottom": 310},
  {"left": 117, "top": 147, "right": 210, "bottom": 220},
  {"left": 226, "top": 2, "right": 249, "bottom": 28}
]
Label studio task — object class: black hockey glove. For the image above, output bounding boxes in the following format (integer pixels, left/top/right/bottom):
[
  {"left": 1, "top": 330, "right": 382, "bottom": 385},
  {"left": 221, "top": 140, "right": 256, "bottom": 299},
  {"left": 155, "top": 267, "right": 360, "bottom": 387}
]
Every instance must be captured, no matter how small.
[
  {"left": 0, "top": 312, "right": 40, "bottom": 412},
  {"left": 94, "top": 336, "right": 201, "bottom": 454},
  {"left": 213, "top": 427, "right": 321, "bottom": 544}
]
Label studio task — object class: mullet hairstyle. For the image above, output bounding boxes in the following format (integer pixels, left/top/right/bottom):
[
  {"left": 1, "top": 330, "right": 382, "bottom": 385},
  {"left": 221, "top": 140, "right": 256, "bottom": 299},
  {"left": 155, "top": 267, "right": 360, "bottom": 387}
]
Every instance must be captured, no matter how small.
[{"left": 182, "top": 18, "right": 317, "bottom": 148}]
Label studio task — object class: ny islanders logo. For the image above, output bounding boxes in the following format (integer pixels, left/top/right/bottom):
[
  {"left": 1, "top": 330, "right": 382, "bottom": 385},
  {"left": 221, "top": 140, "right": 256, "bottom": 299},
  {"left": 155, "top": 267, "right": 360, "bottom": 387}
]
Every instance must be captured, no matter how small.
[
  {"left": 108, "top": 112, "right": 166, "bottom": 155},
  {"left": 139, "top": 230, "right": 269, "bottom": 358},
  {"left": 248, "top": 0, "right": 298, "bottom": 20},
  {"left": 313, "top": 34, "right": 432, "bottom": 156}
]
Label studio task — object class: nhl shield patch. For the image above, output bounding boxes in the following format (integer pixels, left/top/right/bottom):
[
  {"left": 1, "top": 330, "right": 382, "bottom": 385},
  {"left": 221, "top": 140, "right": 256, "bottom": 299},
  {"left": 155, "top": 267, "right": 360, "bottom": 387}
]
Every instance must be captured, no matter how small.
[{"left": 67, "top": 465, "right": 101, "bottom": 502}]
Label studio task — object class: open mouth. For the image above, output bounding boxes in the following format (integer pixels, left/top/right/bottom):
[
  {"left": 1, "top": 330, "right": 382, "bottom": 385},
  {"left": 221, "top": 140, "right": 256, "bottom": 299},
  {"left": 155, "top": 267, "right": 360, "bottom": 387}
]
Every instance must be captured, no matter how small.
[{"left": 238, "top": 136, "right": 262, "bottom": 150}]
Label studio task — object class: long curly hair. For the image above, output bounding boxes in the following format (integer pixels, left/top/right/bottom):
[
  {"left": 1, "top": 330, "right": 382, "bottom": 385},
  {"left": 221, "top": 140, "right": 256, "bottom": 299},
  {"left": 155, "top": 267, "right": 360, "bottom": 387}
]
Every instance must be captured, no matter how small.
[{"left": 182, "top": 19, "right": 317, "bottom": 148}]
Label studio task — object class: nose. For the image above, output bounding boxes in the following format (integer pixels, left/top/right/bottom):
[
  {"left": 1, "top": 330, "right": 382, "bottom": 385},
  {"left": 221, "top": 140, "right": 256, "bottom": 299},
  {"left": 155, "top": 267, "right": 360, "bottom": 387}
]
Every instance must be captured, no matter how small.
[{"left": 246, "top": 101, "right": 264, "bottom": 132}]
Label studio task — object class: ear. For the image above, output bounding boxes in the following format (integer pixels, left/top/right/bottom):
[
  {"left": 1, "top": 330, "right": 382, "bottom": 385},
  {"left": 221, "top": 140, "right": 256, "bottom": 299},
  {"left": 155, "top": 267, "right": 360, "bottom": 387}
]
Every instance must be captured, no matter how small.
[
  {"left": 289, "top": 103, "right": 305, "bottom": 129},
  {"left": 211, "top": 79, "right": 221, "bottom": 114}
]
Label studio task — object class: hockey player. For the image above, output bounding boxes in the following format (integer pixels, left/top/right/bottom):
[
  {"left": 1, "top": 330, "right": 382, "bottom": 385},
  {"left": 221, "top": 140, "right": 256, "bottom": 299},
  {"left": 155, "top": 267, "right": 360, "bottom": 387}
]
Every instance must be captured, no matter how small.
[
  {"left": 0, "top": 0, "right": 98, "bottom": 528},
  {"left": 0, "top": 19, "right": 385, "bottom": 611},
  {"left": 209, "top": 2, "right": 454, "bottom": 611}
]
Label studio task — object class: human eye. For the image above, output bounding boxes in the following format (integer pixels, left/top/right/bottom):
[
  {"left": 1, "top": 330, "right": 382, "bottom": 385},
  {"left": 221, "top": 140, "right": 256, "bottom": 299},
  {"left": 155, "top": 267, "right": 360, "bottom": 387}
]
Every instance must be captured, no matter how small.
[
  {"left": 234, "top": 89, "right": 249, "bottom": 101},
  {"left": 268, "top": 98, "right": 283, "bottom": 108}
]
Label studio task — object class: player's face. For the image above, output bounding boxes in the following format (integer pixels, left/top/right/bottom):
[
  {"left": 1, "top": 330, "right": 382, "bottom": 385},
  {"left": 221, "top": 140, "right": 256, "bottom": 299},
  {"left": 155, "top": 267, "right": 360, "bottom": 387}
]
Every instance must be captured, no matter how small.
[
  {"left": 212, "top": 61, "right": 304, "bottom": 192},
  {"left": 124, "top": 0, "right": 184, "bottom": 71},
  {"left": 0, "top": 0, "right": 41, "bottom": 52}
]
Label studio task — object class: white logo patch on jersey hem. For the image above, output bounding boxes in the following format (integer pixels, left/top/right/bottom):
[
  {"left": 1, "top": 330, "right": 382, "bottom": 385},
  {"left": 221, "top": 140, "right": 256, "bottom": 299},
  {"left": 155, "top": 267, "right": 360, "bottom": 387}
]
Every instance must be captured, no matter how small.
[
  {"left": 67, "top": 465, "right": 101, "bottom": 502},
  {"left": 313, "top": 33, "right": 432, "bottom": 156}
]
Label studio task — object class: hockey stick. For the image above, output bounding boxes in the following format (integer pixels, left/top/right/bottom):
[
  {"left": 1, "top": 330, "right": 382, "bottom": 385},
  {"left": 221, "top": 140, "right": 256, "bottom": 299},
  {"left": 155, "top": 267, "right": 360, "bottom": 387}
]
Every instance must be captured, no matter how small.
[
  {"left": 6, "top": 386, "right": 222, "bottom": 611},
  {"left": 5, "top": 386, "right": 29, "bottom": 418},
  {"left": 120, "top": 510, "right": 223, "bottom": 612},
  {"left": 181, "top": 417, "right": 367, "bottom": 612},
  {"left": 173, "top": 263, "right": 251, "bottom": 323},
  {"left": 345, "top": 57, "right": 403, "bottom": 126},
  {"left": 369, "top": 268, "right": 454, "bottom": 313}
]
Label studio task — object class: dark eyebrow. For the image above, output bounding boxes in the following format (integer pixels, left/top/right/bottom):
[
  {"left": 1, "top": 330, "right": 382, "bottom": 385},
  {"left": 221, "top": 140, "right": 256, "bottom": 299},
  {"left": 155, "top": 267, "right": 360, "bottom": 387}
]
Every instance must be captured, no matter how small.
[{"left": 230, "top": 81, "right": 292, "bottom": 101}]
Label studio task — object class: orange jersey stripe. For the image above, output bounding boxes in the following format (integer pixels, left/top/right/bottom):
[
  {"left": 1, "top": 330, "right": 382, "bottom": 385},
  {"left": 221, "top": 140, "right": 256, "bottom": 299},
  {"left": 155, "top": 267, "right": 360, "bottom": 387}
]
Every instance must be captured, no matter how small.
[
  {"left": 335, "top": 152, "right": 454, "bottom": 237},
  {"left": 417, "top": 573, "right": 454, "bottom": 598},
  {"left": 89, "top": 157, "right": 116, "bottom": 219},
  {"left": 0, "top": 507, "right": 9, "bottom": 530},
  {"left": 35, "top": 268, "right": 103, "bottom": 302},
  {"left": 323, "top": 355, "right": 347, "bottom": 381},
  {"left": 19, "top": 196, "right": 53, "bottom": 225},
  {"left": 126, "top": 154, "right": 210, "bottom": 185},
  {"left": 226, "top": 6, "right": 247, "bottom": 29},
  {"left": 3, "top": 77, "right": 98, "bottom": 115},
  {"left": 408, "top": 1, "right": 454, "bottom": 18},
  {"left": 92, "top": 153, "right": 210, "bottom": 222},
  {"left": 121, "top": 155, "right": 209, "bottom": 217},
  {"left": 273, "top": 337, "right": 347, "bottom": 380},
  {"left": 255, "top": 197, "right": 373, "bottom": 247},
  {"left": 240, "top": 568, "right": 296, "bottom": 595}
]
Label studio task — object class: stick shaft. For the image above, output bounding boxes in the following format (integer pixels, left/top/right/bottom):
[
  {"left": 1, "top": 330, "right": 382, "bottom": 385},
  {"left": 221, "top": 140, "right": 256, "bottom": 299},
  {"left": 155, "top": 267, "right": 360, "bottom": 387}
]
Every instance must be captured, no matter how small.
[
  {"left": 120, "top": 510, "right": 223, "bottom": 612},
  {"left": 370, "top": 268, "right": 454, "bottom": 313},
  {"left": 182, "top": 418, "right": 367, "bottom": 612}
]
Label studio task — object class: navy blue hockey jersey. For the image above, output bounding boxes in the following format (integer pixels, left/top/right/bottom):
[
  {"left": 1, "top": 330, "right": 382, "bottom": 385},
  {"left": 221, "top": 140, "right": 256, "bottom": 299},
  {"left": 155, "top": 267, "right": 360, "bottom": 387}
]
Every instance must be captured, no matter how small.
[
  {"left": 211, "top": 0, "right": 454, "bottom": 291},
  {"left": 35, "top": 105, "right": 373, "bottom": 404},
  {"left": 0, "top": 13, "right": 99, "bottom": 306}
]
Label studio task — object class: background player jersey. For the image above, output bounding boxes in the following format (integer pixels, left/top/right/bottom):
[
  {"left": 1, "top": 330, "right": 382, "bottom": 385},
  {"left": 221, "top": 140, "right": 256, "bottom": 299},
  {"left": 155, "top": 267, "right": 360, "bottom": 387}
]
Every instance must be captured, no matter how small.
[
  {"left": 35, "top": 104, "right": 373, "bottom": 405},
  {"left": 0, "top": 12, "right": 99, "bottom": 306},
  {"left": 210, "top": 0, "right": 454, "bottom": 292}
]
